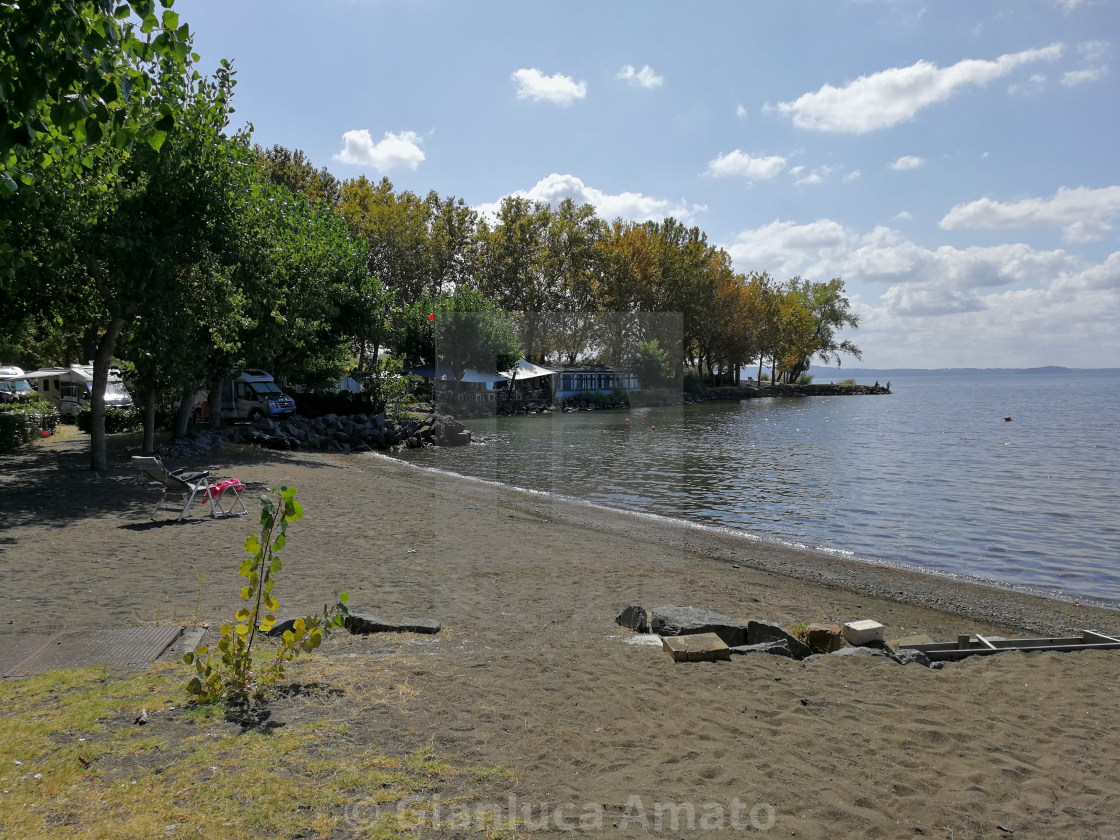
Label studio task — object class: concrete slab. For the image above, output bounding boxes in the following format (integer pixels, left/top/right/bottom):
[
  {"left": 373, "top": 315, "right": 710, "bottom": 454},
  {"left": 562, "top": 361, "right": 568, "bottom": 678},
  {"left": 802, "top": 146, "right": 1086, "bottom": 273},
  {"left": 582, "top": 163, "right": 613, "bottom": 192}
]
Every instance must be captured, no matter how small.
[
  {"left": 3, "top": 626, "right": 185, "bottom": 677},
  {"left": 662, "top": 632, "right": 731, "bottom": 662}
]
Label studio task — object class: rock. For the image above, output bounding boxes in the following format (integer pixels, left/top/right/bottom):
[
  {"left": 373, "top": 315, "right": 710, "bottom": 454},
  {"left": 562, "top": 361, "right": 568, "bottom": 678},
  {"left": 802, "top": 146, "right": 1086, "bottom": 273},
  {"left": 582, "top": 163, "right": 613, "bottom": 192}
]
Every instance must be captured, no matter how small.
[
  {"left": 344, "top": 613, "right": 441, "bottom": 635},
  {"left": 806, "top": 623, "right": 847, "bottom": 654},
  {"left": 890, "top": 649, "right": 933, "bottom": 667},
  {"left": 728, "top": 640, "right": 795, "bottom": 659},
  {"left": 746, "top": 620, "right": 813, "bottom": 660},
  {"left": 616, "top": 604, "right": 650, "bottom": 633},
  {"left": 650, "top": 605, "right": 749, "bottom": 647}
]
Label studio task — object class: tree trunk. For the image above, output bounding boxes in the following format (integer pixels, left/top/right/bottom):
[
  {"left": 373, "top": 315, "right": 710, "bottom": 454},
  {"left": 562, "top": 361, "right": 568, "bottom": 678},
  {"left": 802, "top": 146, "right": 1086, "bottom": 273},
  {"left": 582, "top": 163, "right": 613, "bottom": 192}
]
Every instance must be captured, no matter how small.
[
  {"left": 89, "top": 316, "right": 126, "bottom": 471},
  {"left": 208, "top": 381, "right": 224, "bottom": 429},
  {"left": 142, "top": 382, "right": 157, "bottom": 455},
  {"left": 175, "top": 386, "right": 196, "bottom": 438}
]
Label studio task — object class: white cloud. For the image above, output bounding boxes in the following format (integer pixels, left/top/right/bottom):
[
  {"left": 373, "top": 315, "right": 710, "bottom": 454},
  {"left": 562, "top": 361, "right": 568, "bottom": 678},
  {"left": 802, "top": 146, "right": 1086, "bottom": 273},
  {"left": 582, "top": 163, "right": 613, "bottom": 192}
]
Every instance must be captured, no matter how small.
[
  {"left": 843, "top": 170, "right": 862, "bottom": 183},
  {"left": 616, "top": 64, "right": 663, "bottom": 89},
  {"left": 475, "top": 173, "right": 706, "bottom": 224},
  {"left": 940, "top": 186, "right": 1120, "bottom": 242},
  {"left": 334, "top": 129, "right": 425, "bottom": 171},
  {"left": 736, "top": 104, "right": 747, "bottom": 119},
  {"left": 891, "top": 155, "right": 926, "bottom": 171},
  {"left": 894, "top": 211, "right": 913, "bottom": 221},
  {"left": 721, "top": 218, "right": 1120, "bottom": 367},
  {"left": 706, "top": 150, "right": 787, "bottom": 181},
  {"left": 1053, "top": 0, "right": 1089, "bottom": 10},
  {"left": 1062, "top": 67, "right": 1107, "bottom": 86},
  {"left": 511, "top": 68, "right": 587, "bottom": 105},
  {"left": 775, "top": 44, "right": 1064, "bottom": 133}
]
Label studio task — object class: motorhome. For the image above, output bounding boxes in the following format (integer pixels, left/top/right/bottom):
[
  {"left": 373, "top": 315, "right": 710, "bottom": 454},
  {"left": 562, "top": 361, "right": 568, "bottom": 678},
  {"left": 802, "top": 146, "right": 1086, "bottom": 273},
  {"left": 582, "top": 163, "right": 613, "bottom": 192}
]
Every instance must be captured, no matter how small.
[
  {"left": 0, "top": 365, "right": 36, "bottom": 403},
  {"left": 199, "top": 370, "right": 297, "bottom": 423},
  {"left": 23, "top": 364, "right": 134, "bottom": 419}
]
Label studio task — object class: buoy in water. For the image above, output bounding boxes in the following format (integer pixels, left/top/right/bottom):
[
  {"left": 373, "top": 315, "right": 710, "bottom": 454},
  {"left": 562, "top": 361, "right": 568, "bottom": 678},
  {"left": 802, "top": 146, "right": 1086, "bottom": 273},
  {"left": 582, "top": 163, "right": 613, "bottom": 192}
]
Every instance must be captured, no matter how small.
[
  {"left": 650, "top": 425, "right": 656, "bottom": 430},
  {"left": 1004, "top": 416, "right": 1012, "bottom": 422}
]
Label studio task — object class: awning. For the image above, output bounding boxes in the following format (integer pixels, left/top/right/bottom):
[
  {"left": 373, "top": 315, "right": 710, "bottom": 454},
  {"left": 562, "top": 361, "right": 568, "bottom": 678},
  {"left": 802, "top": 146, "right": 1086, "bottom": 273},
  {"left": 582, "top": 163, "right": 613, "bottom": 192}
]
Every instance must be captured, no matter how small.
[{"left": 500, "top": 358, "right": 556, "bottom": 381}]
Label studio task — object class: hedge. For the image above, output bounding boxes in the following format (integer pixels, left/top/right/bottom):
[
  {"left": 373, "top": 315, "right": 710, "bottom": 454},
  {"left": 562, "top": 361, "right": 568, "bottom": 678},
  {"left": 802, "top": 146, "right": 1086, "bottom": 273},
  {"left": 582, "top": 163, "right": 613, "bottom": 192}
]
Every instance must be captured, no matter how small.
[
  {"left": 0, "top": 402, "right": 61, "bottom": 453},
  {"left": 76, "top": 405, "right": 143, "bottom": 434}
]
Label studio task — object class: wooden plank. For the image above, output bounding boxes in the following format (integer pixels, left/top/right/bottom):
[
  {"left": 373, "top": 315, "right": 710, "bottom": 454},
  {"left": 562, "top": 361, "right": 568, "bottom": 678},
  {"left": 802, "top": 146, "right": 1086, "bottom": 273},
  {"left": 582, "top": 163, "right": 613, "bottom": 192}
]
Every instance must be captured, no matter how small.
[{"left": 975, "top": 635, "right": 997, "bottom": 650}]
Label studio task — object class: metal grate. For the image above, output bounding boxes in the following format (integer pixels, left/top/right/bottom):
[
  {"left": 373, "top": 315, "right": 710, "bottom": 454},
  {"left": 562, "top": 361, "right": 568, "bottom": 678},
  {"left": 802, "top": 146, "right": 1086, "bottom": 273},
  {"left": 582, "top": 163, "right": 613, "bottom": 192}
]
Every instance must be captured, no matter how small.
[{"left": 2, "top": 626, "right": 184, "bottom": 677}]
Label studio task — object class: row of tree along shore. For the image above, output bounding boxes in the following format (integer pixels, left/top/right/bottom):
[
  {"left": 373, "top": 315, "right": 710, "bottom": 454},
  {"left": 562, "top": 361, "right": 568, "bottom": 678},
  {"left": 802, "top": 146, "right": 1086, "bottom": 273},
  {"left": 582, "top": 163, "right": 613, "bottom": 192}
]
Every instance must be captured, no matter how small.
[{"left": 1, "top": 2, "right": 863, "bottom": 470}]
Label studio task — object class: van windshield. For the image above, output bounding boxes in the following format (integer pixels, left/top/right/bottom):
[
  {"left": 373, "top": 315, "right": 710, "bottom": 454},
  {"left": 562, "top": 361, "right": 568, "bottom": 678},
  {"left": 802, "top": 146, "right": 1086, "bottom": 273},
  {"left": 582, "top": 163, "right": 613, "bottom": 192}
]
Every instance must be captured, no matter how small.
[
  {"left": 105, "top": 382, "right": 130, "bottom": 399},
  {"left": 252, "top": 381, "right": 283, "bottom": 396}
]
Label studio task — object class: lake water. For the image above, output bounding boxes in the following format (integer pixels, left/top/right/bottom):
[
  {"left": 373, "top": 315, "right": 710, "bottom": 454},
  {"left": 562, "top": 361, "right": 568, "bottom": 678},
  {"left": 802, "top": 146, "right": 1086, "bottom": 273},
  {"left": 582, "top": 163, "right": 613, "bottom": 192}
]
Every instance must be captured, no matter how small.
[{"left": 393, "top": 370, "right": 1120, "bottom": 606}]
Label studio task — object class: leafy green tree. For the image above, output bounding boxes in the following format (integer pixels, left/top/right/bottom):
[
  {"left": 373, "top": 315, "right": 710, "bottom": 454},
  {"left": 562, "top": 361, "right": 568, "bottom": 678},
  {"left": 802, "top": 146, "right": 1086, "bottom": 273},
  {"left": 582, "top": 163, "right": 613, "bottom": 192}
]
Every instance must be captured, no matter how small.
[
  {"left": 628, "top": 339, "right": 673, "bottom": 389},
  {"left": 256, "top": 144, "right": 340, "bottom": 207},
  {"left": 0, "top": 0, "right": 192, "bottom": 197}
]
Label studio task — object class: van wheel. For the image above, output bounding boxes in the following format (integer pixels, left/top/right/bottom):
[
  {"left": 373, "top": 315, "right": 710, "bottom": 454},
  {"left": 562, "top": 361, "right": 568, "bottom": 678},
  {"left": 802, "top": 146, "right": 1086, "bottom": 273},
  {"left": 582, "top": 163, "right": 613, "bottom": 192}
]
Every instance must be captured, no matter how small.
[{"left": 249, "top": 408, "right": 264, "bottom": 423}]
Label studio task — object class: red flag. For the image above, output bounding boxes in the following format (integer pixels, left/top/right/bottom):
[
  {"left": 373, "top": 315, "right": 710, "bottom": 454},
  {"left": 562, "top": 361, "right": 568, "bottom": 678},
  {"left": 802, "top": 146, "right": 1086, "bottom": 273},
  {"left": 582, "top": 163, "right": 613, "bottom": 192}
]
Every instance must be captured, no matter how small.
[{"left": 428, "top": 314, "right": 435, "bottom": 321}]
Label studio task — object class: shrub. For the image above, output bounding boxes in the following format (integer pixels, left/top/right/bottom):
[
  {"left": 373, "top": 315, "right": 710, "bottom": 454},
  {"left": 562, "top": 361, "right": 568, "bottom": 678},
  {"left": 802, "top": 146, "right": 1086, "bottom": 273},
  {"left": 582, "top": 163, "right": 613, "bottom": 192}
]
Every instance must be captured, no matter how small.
[
  {"left": 0, "top": 402, "right": 60, "bottom": 453},
  {"left": 184, "top": 486, "right": 348, "bottom": 706},
  {"left": 796, "top": 373, "right": 814, "bottom": 386},
  {"left": 76, "top": 405, "right": 142, "bottom": 434}
]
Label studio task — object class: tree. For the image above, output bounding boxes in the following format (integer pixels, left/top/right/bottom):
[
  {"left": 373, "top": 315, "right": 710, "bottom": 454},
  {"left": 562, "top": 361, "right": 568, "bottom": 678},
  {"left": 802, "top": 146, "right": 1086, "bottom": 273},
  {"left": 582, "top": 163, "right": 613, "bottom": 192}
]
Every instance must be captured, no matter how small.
[
  {"left": 628, "top": 339, "right": 673, "bottom": 389},
  {"left": 0, "top": 0, "right": 193, "bottom": 197},
  {"left": 256, "top": 144, "right": 340, "bottom": 207},
  {"left": 433, "top": 287, "right": 520, "bottom": 381},
  {"left": 780, "top": 277, "right": 862, "bottom": 380}
]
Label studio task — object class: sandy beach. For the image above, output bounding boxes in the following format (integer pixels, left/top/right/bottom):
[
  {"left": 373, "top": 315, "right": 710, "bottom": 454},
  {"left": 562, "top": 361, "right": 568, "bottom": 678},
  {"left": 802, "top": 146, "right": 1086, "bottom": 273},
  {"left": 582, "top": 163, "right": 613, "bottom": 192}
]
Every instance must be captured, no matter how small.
[{"left": 2, "top": 433, "right": 1119, "bottom": 839}]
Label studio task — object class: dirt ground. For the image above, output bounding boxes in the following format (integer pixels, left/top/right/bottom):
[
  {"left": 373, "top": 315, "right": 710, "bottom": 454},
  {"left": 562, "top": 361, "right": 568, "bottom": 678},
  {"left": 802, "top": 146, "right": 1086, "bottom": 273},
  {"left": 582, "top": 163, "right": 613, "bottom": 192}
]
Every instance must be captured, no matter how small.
[{"left": 2, "top": 432, "right": 1119, "bottom": 839}]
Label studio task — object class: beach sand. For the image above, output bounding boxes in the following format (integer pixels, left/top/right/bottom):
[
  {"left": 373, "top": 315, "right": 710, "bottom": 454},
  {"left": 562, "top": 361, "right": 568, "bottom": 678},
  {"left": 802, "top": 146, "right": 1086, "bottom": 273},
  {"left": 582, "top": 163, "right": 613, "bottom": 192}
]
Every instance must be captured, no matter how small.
[{"left": 2, "top": 434, "right": 1119, "bottom": 838}]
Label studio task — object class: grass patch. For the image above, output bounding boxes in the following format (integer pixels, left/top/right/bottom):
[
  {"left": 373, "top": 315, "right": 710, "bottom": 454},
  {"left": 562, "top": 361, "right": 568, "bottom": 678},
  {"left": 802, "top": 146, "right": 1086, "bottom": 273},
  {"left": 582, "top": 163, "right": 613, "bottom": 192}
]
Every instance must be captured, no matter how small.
[{"left": 0, "top": 656, "right": 515, "bottom": 839}]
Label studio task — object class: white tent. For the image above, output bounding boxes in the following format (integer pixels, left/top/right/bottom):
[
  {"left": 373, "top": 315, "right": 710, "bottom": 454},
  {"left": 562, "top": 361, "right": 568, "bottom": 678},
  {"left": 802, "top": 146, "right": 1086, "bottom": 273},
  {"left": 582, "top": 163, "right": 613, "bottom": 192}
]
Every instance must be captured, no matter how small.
[{"left": 500, "top": 358, "right": 555, "bottom": 381}]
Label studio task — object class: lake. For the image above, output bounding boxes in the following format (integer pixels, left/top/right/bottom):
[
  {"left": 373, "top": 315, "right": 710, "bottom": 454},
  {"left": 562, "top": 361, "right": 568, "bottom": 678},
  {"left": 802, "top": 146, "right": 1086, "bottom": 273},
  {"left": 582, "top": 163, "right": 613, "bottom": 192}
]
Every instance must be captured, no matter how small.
[{"left": 392, "top": 370, "right": 1120, "bottom": 606}]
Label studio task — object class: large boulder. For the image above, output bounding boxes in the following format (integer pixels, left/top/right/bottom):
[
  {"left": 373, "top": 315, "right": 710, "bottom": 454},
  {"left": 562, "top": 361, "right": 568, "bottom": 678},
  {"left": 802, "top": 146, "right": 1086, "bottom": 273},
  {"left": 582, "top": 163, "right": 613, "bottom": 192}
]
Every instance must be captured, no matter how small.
[
  {"left": 746, "top": 620, "right": 813, "bottom": 660},
  {"left": 650, "top": 605, "right": 748, "bottom": 647}
]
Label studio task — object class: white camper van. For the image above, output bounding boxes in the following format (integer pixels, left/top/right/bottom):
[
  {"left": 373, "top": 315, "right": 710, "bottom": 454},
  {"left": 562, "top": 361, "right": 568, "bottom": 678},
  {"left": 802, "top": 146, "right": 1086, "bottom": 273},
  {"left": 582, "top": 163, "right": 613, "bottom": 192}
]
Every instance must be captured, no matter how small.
[
  {"left": 24, "top": 364, "right": 134, "bottom": 419},
  {"left": 0, "top": 365, "right": 37, "bottom": 404},
  {"left": 201, "top": 370, "right": 297, "bottom": 423}
]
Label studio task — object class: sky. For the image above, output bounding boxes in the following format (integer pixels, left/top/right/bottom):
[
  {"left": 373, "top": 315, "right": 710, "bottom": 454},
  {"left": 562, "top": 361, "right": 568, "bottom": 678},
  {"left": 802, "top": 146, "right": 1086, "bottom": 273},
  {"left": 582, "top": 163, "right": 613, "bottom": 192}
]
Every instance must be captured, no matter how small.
[{"left": 180, "top": 0, "right": 1119, "bottom": 369}]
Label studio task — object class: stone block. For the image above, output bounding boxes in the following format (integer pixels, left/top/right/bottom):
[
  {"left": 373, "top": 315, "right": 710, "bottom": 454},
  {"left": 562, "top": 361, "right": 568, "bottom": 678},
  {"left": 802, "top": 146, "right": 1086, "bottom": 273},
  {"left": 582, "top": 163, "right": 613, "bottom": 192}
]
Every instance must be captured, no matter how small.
[
  {"left": 728, "top": 640, "right": 795, "bottom": 659},
  {"left": 842, "top": 619, "right": 886, "bottom": 646},
  {"left": 806, "top": 623, "right": 847, "bottom": 653},
  {"left": 662, "top": 633, "right": 731, "bottom": 662}
]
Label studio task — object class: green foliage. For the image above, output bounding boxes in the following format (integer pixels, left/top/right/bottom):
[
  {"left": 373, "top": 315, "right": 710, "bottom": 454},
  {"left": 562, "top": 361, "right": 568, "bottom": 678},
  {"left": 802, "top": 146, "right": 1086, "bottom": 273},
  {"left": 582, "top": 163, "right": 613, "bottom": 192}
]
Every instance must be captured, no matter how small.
[
  {"left": 796, "top": 373, "right": 814, "bottom": 385},
  {"left": 759, "top": 372, "right": 770, "bottom": 382},
  {"left": 76, "top": 404, "right": 141, "bottom": 434},
  {"left": 836, "top": 378, "right": 856, "bottom": 386},
  {"left": 628, "top": 339, "right": 673, "bottom": 389},
  {"left": 359, "top": 356, "right": 412, "bottom": 416},
  {"left": 0, "top": 401, "right": 59, "bottom": 452},
  {"left": 788, "top": 622, "right": 809, "bottom": 643},
  {"left": 183, "top": 486, "right": 348, "bottom": 705}
]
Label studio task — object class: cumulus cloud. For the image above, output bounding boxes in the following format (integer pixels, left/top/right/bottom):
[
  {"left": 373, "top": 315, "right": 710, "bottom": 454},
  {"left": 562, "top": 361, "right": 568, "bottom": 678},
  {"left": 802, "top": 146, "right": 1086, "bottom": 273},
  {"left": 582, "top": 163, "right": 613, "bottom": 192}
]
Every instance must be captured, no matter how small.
[
  {"left": 334, "top": 129, "right": 425, "bottom": 171},
  {"left": 891, "top": 155, "right": 926, "bottom": 171},
  {"left": 775, "top": 44, "right": 1064, "bottom": 133},
  {"left": 616, "top": 64, "right": 663, "bottom": 89},
  {"left": 939, "top": 186, "right": 1120, "bottom": 242},
  {"left": 706, "top": 150, "right": 787, "bottom": 181},
  {"left": 474, "top": 173, "right": 706, "bottom": 224},
  {"left": 843, "top": 170, "right": 862, "bottom": 183},
  {"left": 511, "top": 68, "right": 587, "bottom": 105},
  {"left": 721, "top": 217, "right": 1120, "bottom": 366},
  {"left": 736, "top": 104, "right": 747, "bottom": 119}
]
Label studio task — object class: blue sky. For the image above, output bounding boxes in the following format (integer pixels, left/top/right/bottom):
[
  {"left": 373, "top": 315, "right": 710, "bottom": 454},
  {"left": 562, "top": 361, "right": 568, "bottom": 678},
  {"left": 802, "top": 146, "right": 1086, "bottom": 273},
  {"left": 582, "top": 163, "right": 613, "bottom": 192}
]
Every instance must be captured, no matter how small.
[{"left": 181, "top": 0, "right": 1118, "bottom": 369}]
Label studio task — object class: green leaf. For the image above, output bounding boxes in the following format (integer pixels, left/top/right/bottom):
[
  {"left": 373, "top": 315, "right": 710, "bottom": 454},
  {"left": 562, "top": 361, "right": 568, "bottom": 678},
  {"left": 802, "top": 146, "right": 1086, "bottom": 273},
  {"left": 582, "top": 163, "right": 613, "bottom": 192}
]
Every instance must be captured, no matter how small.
[
  {"left": 145, "top": 129, "right": 167, "bottom": 152},
  {"left": 240, "top": 585, "right": 250, "bottom": 599},
  {"left": 273, "top": 533, "right": 286, "bottom": 552},
  {"left": 162, "top": 9, "right": 179, "bottom": 29},
  {"left": 182, "top": 651, "right": 194, "bottom": 664},
  {"left": 244, "top": 535, "right": 261, "bottom": 553},
  {"left": 339, "top": 591, "right": 350, "bottom": 604},
  {"left": 234, "top": 608, "right": 251, "bottom": 622},
  {"left": 264, "top": 595, "right": 278, "bottom": 611},
  {"left": 269, "top": 556, "right": 281, "bottom": 574},
  {"left": 187, "top": 677, "right": 202, "bottom": 695}
]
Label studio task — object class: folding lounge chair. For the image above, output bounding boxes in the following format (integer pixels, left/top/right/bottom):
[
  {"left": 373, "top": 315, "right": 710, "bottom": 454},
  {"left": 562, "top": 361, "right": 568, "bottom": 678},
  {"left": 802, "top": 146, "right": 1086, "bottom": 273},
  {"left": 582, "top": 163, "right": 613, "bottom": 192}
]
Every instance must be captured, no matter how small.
[{"left": 133, "top": 456, "right": 247, "bottom": 522}]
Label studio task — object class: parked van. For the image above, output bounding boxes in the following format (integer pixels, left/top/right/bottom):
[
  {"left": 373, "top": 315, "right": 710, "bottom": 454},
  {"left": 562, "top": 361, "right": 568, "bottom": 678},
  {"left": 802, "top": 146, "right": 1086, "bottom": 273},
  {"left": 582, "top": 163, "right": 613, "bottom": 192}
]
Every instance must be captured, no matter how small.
[
  {"left": 200, "top": 370, "right": 297, "bottom": 423},
  {"left": 0, "top": 365, "right": 38, "bottom": 404},
  {"left": 23, "top": 364, "right": 134, "bottom": 419}
]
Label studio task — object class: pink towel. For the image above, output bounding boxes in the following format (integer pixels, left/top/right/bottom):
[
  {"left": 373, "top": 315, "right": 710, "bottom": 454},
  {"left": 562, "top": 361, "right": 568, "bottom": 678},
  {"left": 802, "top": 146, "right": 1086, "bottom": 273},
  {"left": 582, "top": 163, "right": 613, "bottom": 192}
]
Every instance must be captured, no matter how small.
[{"left": 206, "top": 478, "right": 244, "bottom": 500}]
